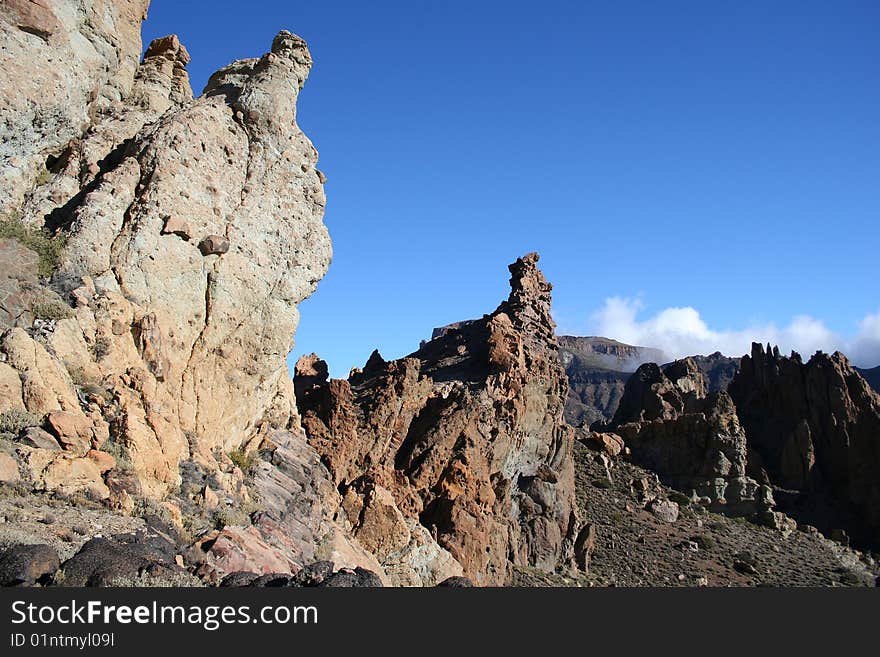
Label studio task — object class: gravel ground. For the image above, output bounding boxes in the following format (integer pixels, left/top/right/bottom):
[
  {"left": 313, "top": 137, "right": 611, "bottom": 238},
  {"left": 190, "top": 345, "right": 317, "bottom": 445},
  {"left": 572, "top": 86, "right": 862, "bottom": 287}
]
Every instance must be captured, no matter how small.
[
  {"left": 0, "top": 487, "right": 147, "bottom": 562},
  {"left": 510, "top": 441, "right": 878, "bottom": 587}
]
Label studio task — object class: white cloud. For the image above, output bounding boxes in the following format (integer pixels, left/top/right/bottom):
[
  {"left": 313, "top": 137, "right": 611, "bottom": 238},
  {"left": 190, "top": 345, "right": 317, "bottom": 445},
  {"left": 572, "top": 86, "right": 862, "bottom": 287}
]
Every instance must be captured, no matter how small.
[
  {"left": 586, "top": 297, "right": 880, "bottom": 368},
  {"left": 850, "top": 310, "right": 880, "bottom": 367}
]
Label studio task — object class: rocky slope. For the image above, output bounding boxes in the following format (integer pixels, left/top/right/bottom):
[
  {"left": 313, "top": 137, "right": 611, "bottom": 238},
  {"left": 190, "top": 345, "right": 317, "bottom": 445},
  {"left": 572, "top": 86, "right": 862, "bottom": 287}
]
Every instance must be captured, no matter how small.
[
  {"left": 295, "top": 254, "right": 579, "bottom": 585},
  {"left": 512, "top": 440, "right": 876, "bottom": 587},
  {"left": 584, "top": 343, "right": 880, "bottom": 554}
]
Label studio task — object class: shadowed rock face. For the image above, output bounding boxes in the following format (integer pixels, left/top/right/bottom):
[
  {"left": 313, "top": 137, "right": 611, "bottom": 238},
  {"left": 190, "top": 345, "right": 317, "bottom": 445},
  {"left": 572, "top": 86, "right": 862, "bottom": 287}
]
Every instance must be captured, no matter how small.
[
  {"left": 730, "top": 343, "right": 880, "bottom": 547},
  {"left": 605, "top": 358, "right": 766, "bottom": 512},
  {"left": 296, "top": 254, "right": 579, "bottom": 585},
  {"left": 855, "top": 366, "right": 880, "bottom": 394}
]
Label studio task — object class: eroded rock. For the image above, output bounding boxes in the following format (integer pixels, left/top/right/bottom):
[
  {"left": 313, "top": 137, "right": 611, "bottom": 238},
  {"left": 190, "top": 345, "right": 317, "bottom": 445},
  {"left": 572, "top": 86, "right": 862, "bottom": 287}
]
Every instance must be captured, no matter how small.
[{"left": 296, "top": 254, "right": 578, "bottom": 585}]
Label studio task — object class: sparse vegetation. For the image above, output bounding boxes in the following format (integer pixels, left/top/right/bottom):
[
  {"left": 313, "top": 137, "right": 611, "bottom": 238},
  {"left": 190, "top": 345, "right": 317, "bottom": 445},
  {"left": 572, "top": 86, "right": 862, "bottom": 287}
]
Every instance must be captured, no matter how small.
[
  {"left": 34, "top": 168, "right": 52, "bottom": 187},
  {"left": 92, "top": 336, "right": 112, "bottom": 360},
  {"left": 692, "top": 534, "right": 716, "bottom": 551},
  {"left": 101, "top": 435, "right": 132, "bottom": 470},
  {"left": 228, "top": 447, "right": 258, "bottom": 474},
  {"left": 211, "top": 498, "right": 260, "bottom": 530},
  {"left": 0, "top": 408, "right": 42, "bottom": 434},
  {"left": 32, "top": 298, "right": 74, "bottom": 321},
  {"left": 0, "top": 211, "right": 67, "bottom": 277}
]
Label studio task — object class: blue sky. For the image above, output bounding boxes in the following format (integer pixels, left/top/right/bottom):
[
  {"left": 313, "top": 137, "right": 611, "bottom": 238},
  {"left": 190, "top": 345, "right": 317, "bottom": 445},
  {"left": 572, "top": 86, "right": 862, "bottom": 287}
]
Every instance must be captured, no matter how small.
[{"left": 143, "top": 1, "right": 880, "bottom": 374}]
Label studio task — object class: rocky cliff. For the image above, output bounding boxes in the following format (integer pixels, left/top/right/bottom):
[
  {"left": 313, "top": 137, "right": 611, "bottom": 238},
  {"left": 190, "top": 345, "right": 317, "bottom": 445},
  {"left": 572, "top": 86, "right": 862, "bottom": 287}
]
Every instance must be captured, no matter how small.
[
  {"left": 730, "top": 343, "right": 880, "bottom": 547},
  {"left": 295, "top": 254, "right": 579, "bottom": 585},
  {"left": 1, "top": 0, "right": 331, "bottom": 501},
  {"left": 0, "top": 0, "right": 362, "bottom": 583},
  {"left": 604, "top": 358, "right": 772, "bottom": 517}
]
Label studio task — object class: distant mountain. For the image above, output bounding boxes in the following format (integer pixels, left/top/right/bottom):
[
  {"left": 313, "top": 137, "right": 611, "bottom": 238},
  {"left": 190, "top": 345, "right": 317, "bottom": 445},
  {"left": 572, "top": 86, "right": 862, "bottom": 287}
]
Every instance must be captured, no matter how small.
[
  {"left": 688, "top": 352, "right": 740, "bottom": 393},
  {"left": 557, "top": 336, "right": 666, "bottom": 372},
  {"left": 855, "top": 366, "right": 880, "bottom": 394},
  {"left": 559, "top": 337, "right": 743, "bottom": 427},
  {"left": 558, "top": 336, "right": 665, "bottom": 426}
]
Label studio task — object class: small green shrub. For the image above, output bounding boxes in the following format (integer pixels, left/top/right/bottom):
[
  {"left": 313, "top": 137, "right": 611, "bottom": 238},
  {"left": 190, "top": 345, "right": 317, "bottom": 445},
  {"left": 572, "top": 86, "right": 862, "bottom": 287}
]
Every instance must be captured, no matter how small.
[
  {"left": 92, "top": 337, "right": 112, "bottom": 360},
  {"left": 228, "top": 447, "right": 258, "bottom": 473},
  {"left": 212, "top": 498, "right": 260, "bottom": 530},
  {"left": 591, "top": 478, "right": 612, "bottom": 489},
  {"left": 692, "top": 534, "right": 716, "bottom": 551},
  {"left": 34, "top": 168, "right": 52, "bottom": 187},
  {"left": 668, "top": 490, "right": 691, "bottom": 506},
  {"left": 101, "top": 436, "right": 132, "bottom": 470},
  {"left": 0, "top": 212, "right": 67, "bottom": 277},
  {"left": 32, "top": 298, "right": 74, "bottom": 321},
  {"left": 0, "top": 409, "right": 42, "bottom": 434}
]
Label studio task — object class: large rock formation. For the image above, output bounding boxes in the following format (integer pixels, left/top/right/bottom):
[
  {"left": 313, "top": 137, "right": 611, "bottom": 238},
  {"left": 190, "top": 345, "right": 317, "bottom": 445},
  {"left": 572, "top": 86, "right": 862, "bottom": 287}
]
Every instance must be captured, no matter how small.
[
  {"left": 0, "top": 0, "right": 343, "bottom": 583},
  {"left": 295, "top": 254, "right": 579, "bottom": 585},
  {"left": 0, "top": 0, "right": 331, "bottom": 504},
  {"left": 730, "top": 343, "right": 880, "bottom": 547},
  {"left": 0, "top": 0, "right": 150, "bottom": 216},
  {"left": 605, "top": 358, "right": 768, "bottom": 513}
]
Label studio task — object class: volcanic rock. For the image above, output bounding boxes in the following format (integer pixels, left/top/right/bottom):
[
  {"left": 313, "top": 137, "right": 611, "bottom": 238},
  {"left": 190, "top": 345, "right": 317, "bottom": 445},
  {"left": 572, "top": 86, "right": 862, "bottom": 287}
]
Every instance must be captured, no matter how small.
[
  {"left": 0, "top": 544, "right": 60, "bottom": 586},
  {"left": 296, "top": 254, "right": 578, "bottom": 585},
  {"left": 606, "top": 357, "right": 765, "bottom": 513},
  {"left": 730, "top": 343, "right": 880, "bottom": 547}
]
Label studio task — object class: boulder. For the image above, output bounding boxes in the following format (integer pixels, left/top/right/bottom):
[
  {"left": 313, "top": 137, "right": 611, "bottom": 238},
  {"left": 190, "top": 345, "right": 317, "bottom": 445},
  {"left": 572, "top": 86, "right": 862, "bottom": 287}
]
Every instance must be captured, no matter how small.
[
  {"left": 0, "top": 451, "right": 19, "bottom": 483},
  {"left": 198, "top": 235, "right": 230, "bottom": 256},
  {"left": 648, "top": 499, "right": 680, "bottom": 523},
  {"left": 320, "top": 567, "right": 384, "bottom": 588},
  {"left": 19, "top": 426, "right": 61, "bottom": 450},
  {"left": 0, "top": 544, "right": 60, "bottom": 586},
  {"left": 60, "top": 533, "right": 183, "bottom": 587}
]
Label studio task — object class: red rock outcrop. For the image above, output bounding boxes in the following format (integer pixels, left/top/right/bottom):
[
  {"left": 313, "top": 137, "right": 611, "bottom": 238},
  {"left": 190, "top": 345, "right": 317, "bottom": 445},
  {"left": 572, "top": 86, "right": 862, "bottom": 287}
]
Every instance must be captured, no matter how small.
[{"left": 295, "top": 254, "right": 579, "bottom": 585}]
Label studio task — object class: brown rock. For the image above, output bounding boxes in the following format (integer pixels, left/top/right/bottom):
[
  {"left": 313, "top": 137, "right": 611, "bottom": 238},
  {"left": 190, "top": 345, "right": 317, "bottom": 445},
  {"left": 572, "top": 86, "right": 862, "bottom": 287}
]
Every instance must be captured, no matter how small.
[
  {"left": 160, "top": 215, "right": 192, "bottom": 240},
  {"left": 0, "top": 452, "right": 20, "bottom": 483},
  {"left": 295, "top": 254, "right": 578, "bottom": 585},
  {"left": 730, "top": 343, "right": 880, "bottom": 547},
  {"left": 198, "top": 235, "right": 230, "bottom": 256},
  {"left": 19, "top": 426, "right": 61, "bottom": 450},
  {"left": 45, "top": 411, "right": 92, "bottom": 456},
  {"left": 23, "top": 448, "right": 110, "bottom": 499},
  {"left": 607, "top": 358, "right": 762, "bottom": 512},
  {"left": 0, "top": 0, "right": 62, "bottom": 40},
  {"left": 584, "top": 431, "right": 625, "bottom": 457},
  {"left": 196, "top": 526, "right": 296, "bottom": 582},
  {"left": 0, "top": 362, "right": 26, "bottom": 413},
  {"left": 86, "top": 449, "right": 116, "bottom": 474},
  {"left": 573, "top": 523, "right": 596, "bottom": 571}
]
